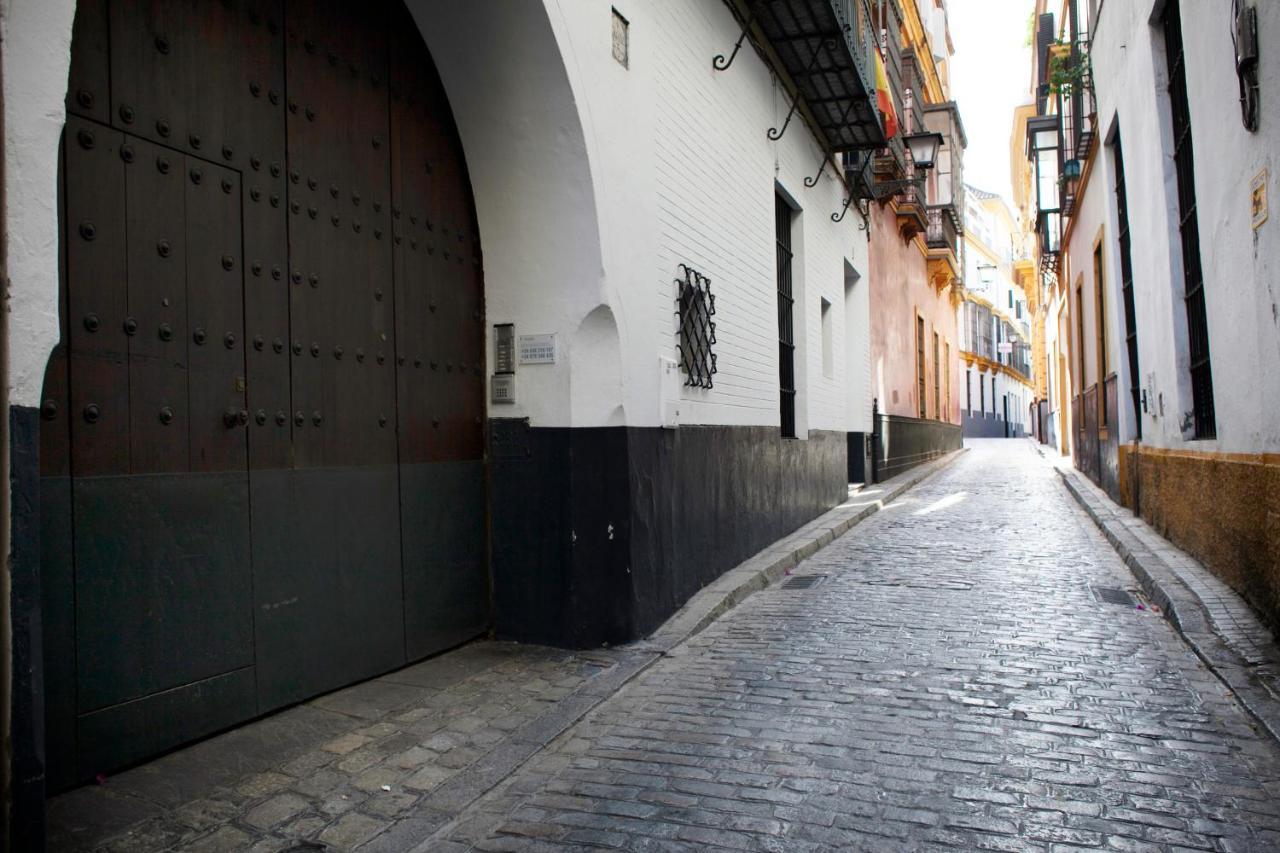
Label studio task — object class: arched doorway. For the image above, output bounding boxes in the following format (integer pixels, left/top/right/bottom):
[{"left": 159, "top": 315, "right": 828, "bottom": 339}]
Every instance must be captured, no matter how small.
[{"left": 41, "top": 0, "right": 486, "bottom": 788}]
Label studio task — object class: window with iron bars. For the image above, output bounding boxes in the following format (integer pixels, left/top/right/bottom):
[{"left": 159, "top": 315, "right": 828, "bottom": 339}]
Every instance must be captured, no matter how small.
[
  {"left": 675, "top": 264, "right": 717, "bottom": 389},
  {"left": 933, "top": 332, "right": 941, "bottom": 420},
  {"left": 1162, "top": 0, "right": 1215, "bottom": 438},
  {"left": 1112, "top": 130, "right": 1142, "bottom": 440},
  {"left": 916, "top": 316, "right": 926, "bottom": 419}
]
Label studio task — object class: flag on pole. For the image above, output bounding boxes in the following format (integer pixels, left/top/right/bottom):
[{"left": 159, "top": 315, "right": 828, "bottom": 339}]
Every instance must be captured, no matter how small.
[{"left": 874, "top": 50, "right": 899, "bottom": 139}]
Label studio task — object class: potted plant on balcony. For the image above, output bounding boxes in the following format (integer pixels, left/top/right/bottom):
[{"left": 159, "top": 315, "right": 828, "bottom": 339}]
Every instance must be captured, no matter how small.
[{"left": 1048, "top": 46, "right": 1089, "bottom": 99}]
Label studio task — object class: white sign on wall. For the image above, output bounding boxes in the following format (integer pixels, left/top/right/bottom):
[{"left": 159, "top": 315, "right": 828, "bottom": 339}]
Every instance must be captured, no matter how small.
[
  {"left": 997, "top": 342, "right": 1013, "bottom": 354},
  {"left": 518, "top": 334, "right": 556, "bottom": 365}
]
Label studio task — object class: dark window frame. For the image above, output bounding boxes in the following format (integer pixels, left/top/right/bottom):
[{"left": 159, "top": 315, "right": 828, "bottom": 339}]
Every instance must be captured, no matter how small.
[
  {"left": 775, "top": 194, "right": 797, "bottom": 438},
  {"left": 916, "top": 315, "right": 927, "bottom": 419},
  {"left": 1093, "top": 242, "right": 1108, "bottom": 430},
  {"left": 1112, "top": 129, "right": 1142, "bottom": 440},
  {"left": 1162, "top": 0, "right": 1216, "bottom": 438}
]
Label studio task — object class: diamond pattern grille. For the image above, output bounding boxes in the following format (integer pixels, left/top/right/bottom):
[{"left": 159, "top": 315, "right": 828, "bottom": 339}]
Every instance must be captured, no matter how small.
[{"left": 676, "top": 264, "right": 717, "bottom": 389}]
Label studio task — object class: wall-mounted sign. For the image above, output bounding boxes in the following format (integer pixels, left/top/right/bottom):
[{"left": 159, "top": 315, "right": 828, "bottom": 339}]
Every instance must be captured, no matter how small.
[
  {"left": 1252, "top": 169, "right": 1268, "bottom": 230},
  {"left": 997, "top": 342, "right": 1013, "bottom": 354},
  {"left": 518, "top": 334, "right": 556, "bottom": 365},
  {"left": 493, "top": 323, "right": 516, "bottom": 374}
]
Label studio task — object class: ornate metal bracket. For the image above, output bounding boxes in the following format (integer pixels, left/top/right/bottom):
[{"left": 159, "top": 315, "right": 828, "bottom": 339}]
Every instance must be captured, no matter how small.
[
  {"left": 832, "top": 193, "right": 856, "bottom": 223},
  {"left": 767, "top": 39, "right": 832, "bottom": 141},
  {"left": 803, "top": 152, "right": 828, "bottom": 188},
  {"left": 712, "top": 12, "right": 754, "bottom": 71},
  {"left": 833, "top": 195, "right": 870, "bottom": 230}
]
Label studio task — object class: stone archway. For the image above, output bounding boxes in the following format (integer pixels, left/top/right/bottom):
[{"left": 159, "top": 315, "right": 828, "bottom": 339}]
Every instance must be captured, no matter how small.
[{"left": 9, "top": 0, "right": 615, "bottom": 795}]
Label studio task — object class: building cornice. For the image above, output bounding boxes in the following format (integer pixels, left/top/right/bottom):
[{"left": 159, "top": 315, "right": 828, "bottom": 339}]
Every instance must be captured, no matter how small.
[{"left": 960, "top": 351, "right": 1035, "bottom": 388}]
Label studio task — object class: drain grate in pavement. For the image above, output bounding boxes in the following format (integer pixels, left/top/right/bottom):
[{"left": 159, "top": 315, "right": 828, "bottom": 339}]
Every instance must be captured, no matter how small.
[
  {"left": 782, "top": 574, "right": 828, "bottom": 590},
  {"left": 1092, "top": 586, "right": 1136, "bottom": 607}
]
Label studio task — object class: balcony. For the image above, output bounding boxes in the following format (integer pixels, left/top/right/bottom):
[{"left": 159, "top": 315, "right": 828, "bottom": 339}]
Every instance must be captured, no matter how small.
[
  {"left": 739, "top": 0, "right": 887, "bottom": 151},
  {"left": 925, "top": 206, "right": 958, "bottom": 254}
]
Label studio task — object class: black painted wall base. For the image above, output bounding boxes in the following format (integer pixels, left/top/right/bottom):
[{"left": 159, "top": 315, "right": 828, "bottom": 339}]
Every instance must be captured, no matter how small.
[
  {"left": 847, "top": 432, "right": 870, "bottom": 484},
  {"left": 8, "top": 405, "right": 46, "bottom": 852},
  {"left": 489, "top": 422, "right": 847, "bottom": 648},
  {"left": 962, "top": 410, "right": 1008, "bottom": 439},
  {"left": 873, "top": 414, "right": 961, "bottom": 482}
]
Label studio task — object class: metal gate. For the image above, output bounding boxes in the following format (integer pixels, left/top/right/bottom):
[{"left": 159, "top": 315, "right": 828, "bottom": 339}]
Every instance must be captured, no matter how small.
[{"left": 40, "top": 0, "right": 486, "bottom": 788}]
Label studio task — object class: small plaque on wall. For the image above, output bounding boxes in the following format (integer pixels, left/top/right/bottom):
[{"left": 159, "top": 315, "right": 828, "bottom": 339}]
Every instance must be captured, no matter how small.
[
  {"left": 1252, "top": 169, "right": 1268, "bottom": 230},
  {"left": 518, "top": 334, "right": 556, "bottom": 365}
]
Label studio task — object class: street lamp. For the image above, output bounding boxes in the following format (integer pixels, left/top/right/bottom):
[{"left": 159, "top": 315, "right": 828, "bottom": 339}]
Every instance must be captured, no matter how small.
[
  {"left": 978, "top": 262, "right": 996, "bottom": 286},
  {"left": 903, "top": 131, "right": 945, "bottom": 171},
  {"left": 869, "top": 131, "right": 946, "bottom": 199}
]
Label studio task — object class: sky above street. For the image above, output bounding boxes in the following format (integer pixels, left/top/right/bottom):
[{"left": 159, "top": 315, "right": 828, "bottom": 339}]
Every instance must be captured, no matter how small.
[{"left": 948, "top": 0, "right": 1036, "bottom": 205}]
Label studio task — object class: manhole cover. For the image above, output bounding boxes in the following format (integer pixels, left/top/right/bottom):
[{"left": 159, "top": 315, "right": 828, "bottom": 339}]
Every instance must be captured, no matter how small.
[
  {"left": 782, "top": 574, "right": 827, "bottom": 590},
  {"left": 1092, "top": 586, "right": 1135, "bottom": 607}
]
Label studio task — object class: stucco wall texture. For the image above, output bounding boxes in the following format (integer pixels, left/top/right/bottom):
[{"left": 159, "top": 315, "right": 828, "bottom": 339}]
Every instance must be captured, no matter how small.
[
  {"left": 868, "top": 205, "right": 961, "bottom": 424},
  {"left": 1089, "top": 0, "right": 1280, "bottom": 454},
  {"left": 1124, "top": 447, "right": 1280, "bottom": 635}
]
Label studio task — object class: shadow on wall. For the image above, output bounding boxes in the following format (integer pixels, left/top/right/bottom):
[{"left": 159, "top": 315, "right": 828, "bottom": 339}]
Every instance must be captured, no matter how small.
[{"left": 572, "top": 304, "right": 625, "bottom": 427}]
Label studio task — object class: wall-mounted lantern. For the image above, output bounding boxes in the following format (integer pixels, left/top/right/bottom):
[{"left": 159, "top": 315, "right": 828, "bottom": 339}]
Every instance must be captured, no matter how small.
[
  {"left": 904, "top": 131, "right": 945, "bottom": 171},
  {"left": 978, "top": 262, "right": 996, "bottom": 286}
]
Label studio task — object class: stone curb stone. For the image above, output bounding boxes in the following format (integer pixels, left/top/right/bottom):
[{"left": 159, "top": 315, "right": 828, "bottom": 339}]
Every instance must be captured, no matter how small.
[{"left": 1055, "top": 464, "right": 1280, "bottom": 745}]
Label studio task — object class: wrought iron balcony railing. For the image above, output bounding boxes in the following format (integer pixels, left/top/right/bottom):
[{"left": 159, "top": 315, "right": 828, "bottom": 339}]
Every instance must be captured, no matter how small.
[
  {"left": 721, "top": 0, "right": 887, "bottom": 152},
  {"left": 925, "top": 205, "right": 959, "bottom": 254}
]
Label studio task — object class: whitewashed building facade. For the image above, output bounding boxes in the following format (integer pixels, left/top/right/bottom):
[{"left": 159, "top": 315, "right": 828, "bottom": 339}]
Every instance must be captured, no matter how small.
[
  {"left": 1025, "top": 0, "right": 1280, "bottom": 639},
  {"left": 1, "top": 0, "right": 892, "bottom": 840}
]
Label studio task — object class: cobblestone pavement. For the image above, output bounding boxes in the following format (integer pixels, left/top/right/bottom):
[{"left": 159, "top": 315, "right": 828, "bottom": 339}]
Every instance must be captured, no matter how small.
[
  {"left": 432, "top": 439, "right": 1280, "bottom": 852},
  {"left": 47, "top": 643, "right": 633, "bottom": 852}
]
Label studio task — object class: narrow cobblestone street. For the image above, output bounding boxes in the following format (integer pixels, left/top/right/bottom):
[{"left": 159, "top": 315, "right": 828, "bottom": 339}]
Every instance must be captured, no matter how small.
[{"left": 434, "top": 439, "right": 1280, "bottom": 852}]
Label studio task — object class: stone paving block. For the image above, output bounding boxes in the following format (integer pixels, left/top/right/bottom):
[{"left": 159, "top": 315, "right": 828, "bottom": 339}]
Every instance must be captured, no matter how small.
[
  {"left": 319, "top": 811, "right": 390, "bottom": 849},
  {"left": 403, "top": 764, "right": 456, "bottom": 791},
  {"left": 243, "top": 792, "right": 309, "bottom": 829},
  {"left": 183, "top": 825, "right": 254, "bottom": 853},
  {"left": 234, "top": 770, "right": 294, "bottom": 799},
  {"left": 320, "top": 733, "right": 373, "bottom": 756}
]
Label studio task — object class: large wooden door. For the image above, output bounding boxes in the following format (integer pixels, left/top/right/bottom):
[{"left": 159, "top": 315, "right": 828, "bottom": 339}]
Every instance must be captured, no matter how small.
[{"left": 41, "top": 0, "right": 486, "bottom": 788}]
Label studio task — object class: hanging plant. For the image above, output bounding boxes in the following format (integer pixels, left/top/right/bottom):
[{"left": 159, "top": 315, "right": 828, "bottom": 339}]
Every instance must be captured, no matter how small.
[{"left": 1048, "top": 48, "right": 1089, "bottom": 98}]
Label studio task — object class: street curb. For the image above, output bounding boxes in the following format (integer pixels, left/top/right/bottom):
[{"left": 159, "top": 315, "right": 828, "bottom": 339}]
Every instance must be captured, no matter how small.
[
  {"left": 398, "top": 448, "right": 969, "bottom": 852},
  {"left": 1056, "top": 466, "right": 1280, "bottom": 745},
  {"left": 635, "top": 447, "right": 970, "bottom": 655}
]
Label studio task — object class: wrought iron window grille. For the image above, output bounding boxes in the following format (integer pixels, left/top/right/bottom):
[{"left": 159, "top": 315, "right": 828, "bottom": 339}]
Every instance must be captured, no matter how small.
[{"left": 675, "top": 264, "right": 718, "bottom": 389}]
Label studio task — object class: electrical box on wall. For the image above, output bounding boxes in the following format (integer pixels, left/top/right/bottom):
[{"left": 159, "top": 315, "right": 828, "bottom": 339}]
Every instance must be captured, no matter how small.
[
  {"left": 493, "top": 323, "right": 516, "bottom": 374},
  {"left": 660, "top": 356, "right": 681, "bottom": 428},
  {"left": 491, "top": 374, "right": 516, "bottom": 404}
]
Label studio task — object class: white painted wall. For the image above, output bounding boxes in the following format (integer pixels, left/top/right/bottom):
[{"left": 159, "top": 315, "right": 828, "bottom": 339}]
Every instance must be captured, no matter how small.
[
  {"left": 640, "top": 0, "right": 871, "bottom": 434},
  {"left": 4, "top": 0, "right": 873, "bottom": 436},
  {"left": 2, "top": 0, "right": 78, "bottom": 407},
  {"left": 1089, "top": 0, "right": 1280, "bottom": 453}
]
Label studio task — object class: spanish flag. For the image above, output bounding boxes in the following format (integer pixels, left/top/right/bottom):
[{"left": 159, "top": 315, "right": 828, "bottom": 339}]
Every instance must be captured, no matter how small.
[{"left": 874, "top": 50, "right": 899, "bottom": 139}]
